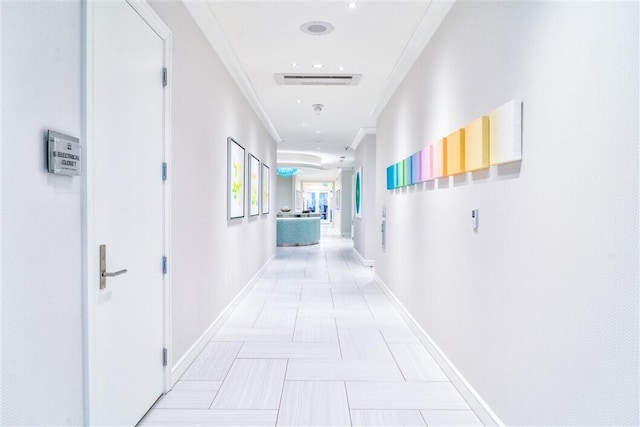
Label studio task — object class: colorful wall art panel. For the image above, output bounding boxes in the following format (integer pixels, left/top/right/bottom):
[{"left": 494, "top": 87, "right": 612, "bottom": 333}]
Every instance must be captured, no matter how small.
[
  {"left": 490, "top": 99, "right": 522, "bottom": 165},
  {"left": 386, "top": 164, "right": 396, "bottom": 190},
  {"left": 227, "top": 137, "right": 245, "bottom": 219},
  {"left": 404, "top": 157, "right": 412, "bottom": 186},
  {"left": 465, "top": 116, "right": 490, "bottom": 171},
  {"left": 446, "top": 128, "right": 466, "bottom": 175},
  {"left": 397, "top": 160, "right": 405, "bottom": 187},
  {"left": 384, "top": 100, "right": 523, "bottom": 191},
  {"left": 411, "top": 152, "right": 421, "bottom": 184},
  {"left": 421, "top": 145, "right": 433, "bottom": 181},
  {"left": 355, "top": 167, "right": 362, "bottom": 218},
  {"left": 432, "top": 137, "right": 447, "bottom": 178}
]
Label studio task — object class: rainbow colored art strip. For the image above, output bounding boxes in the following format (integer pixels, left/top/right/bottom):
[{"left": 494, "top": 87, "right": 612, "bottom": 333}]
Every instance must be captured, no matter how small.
[{"left": 385, "top": 100, "right": 523, "bottom": 191}]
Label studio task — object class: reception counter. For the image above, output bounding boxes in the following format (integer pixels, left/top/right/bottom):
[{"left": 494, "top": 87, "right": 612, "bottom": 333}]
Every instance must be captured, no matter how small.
[{"left": 276, "top": 213, "right": 321, "bottom": 246}]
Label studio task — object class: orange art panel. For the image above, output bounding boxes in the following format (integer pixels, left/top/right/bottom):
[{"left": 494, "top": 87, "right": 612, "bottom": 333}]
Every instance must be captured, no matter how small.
[
  {"left": 446, "top": 128, "right": 465, "bottom": 175},
  {"left": 465, "top": 116, "right": 490, "bottom": 171}
]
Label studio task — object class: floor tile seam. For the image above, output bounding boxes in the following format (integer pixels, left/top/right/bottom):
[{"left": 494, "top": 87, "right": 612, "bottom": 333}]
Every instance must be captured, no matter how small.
[
  {"left": 333, "top": 317, "right": 344, "bottom": 359},
  {"left": 274, "top": 359, "right": 290, "bottom": 427},
  {"left": 342, "top": 380, "right": 354, "bottom": 427},
  {"left": 207, "top": 342, "right": 245, "bottom": 409},
  {"left": 290, "top": 307, "right": 300, "bottom": 342},
  {"left": 418, "top": 409, "right": 429, "bottom": 426},
  {"left": 379, "top": 329, "right": 409, "bottom": 382}
]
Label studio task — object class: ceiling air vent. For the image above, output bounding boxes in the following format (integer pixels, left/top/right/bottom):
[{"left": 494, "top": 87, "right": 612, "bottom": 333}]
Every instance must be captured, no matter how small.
[{"left": 275, "top": 73, "right": 362, "bottom": 86}]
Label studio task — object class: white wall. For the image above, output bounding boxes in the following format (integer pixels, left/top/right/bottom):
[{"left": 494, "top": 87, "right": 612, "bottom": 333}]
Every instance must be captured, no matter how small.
[
  {"left": 375, "top": 2, "right": 638, "bottom": 425},
  {"left": 353, "top": 135, "right": 377, "bottom": 260},
  {"left": 341, "top": 170, "right": 353, "bottom": 237},
  {"left": 0, "top": 1, "right": 84, "bottom": 424},
  {"left": 149, "top": 1, "right": 277, "bottom": 366},
  {"left": 276, "top": 175, "right": 294, "bottom": 211}
]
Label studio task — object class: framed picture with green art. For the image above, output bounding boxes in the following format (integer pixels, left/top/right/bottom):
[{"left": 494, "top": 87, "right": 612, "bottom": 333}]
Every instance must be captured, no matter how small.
[
  {"left": 261, "top": 163, "right": 270, "bottom": 215},
  {"left": 227, "top": 137, "right": 245, "bottom": 219},
  {"left": 249, "top": 153, "right": 260, "bottom": 217}
]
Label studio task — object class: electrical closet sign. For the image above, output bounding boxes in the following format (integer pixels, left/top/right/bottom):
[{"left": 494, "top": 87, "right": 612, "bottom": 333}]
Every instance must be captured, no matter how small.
[{"left": 47, "top": 130, "right": 82, "bottom": 176}]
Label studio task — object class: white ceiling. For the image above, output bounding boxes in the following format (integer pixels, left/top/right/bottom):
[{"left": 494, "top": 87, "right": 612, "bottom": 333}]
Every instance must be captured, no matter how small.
[{"left": 184, "top": 0, "right": 454, "bottom": 176}]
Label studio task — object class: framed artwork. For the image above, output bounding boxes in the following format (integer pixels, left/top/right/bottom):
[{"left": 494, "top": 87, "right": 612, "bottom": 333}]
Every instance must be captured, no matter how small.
[
  {"left": 227, "top": 137, "right": 245, "bottom": 219},
  {"left": 354, "top": 167, "right": 362, "bottom": 218},
  {"left": 336, "top": 189, "right": 341, "bottom": 210},
  {"left": 249, "top": 154, "right": 260, "bottom": 216},
  {"left": 261, "top": 163, "right": 270, "bottom": 214}
]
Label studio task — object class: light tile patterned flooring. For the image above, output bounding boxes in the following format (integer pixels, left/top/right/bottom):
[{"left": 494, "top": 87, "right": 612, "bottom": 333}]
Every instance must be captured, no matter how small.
[{"left": 140, "top": 230, "right": 484, "bottom": 426}]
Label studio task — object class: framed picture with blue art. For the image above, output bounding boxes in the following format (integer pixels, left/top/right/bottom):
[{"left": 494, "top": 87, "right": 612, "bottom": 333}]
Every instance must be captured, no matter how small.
[
  {"left": 227, "top": 137, "right": 245, "bottom": 220},
  {"left": 248, "top": 153, "right": 260, "bottom": 217},
  {"left": 354, "top": 167, "right": 362, "bottom": 218}
]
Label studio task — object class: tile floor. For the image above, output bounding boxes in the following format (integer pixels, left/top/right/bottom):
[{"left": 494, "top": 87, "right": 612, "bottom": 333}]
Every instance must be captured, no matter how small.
[{"left": 140, "top": 229, "right": 484, "bottom": 427}]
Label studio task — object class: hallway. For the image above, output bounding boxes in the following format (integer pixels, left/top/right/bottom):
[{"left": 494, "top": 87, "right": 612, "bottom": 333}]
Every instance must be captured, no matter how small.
[{"left": 140, "top": 230, "right": 483, "bottom": 426}]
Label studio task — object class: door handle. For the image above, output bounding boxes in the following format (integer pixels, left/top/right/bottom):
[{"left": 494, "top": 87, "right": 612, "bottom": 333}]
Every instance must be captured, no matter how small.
[
  {"left": 101, "top": 269, "right": 128, "bottom": 278},
  {"left": 99, "top": 244, "right": 128, "bottom": 289}
]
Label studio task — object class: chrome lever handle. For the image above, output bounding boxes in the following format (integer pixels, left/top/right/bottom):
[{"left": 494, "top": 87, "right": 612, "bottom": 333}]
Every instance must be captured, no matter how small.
[{"left": 101, "top": 269, "right": 128, "bottom": 278}]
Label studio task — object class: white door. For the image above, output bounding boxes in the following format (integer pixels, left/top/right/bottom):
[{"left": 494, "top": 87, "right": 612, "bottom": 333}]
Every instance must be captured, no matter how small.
[{"left": 89, "top": 1, "right": 165, "bottom": 424}]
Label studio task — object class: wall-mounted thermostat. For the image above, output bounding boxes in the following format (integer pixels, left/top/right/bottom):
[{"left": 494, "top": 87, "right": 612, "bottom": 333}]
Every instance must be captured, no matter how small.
[
  {"left": 47, "top": 130, "right": 81, "bottom": 176},
  {"left": 471, "top": 208, "right": 479, "bottom": 231}
]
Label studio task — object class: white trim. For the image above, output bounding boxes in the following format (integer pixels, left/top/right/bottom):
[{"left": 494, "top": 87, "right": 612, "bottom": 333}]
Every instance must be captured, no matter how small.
[
  {"left": 350, "top": 127, "right": 377, "bottom": 151},
  {"left": 0, "top": 3, "right": 4, "bottom": 421},
  {"left": 83, "top": 1, "right": 172, "bottom": 423},
  {"left": 169, "top": 254, "right": 275, "bottom": 387},
  {"left": 374, "top": 272, "right": 504, "bottom": 427},
  {"left": 125, "top": 0, "right": 174, "bottom": 394},
  {"left": 353, "top": 248, "right": 375, "bottom": 267},
  {"left": 81, "top": 3, "right": 95, "bottom": 423},
  {"left": 182, "top": 1, "right": 281, "bottom": 144},
  {"left": 370, "top": 0, "right": 456, "bottom": 118}
]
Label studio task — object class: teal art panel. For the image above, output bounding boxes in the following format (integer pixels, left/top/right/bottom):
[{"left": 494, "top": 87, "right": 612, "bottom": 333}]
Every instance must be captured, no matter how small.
[{"left": 386, "top": 164, "right": 396, "bottom": 189}]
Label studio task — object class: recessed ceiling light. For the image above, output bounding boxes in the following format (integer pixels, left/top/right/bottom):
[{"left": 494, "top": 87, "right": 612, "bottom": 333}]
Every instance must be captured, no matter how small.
[
  {"left": 297, "top": 99, "right": 301, "bottom": 104},
  {"left": 300, "top": 21, "right": 334, "bottom": 36},
  {"left": 348, "top": 2, "right": 357, "bottom": 9},
  {"left": 291, "top": 62, "right": 299, "bottom": 67},
  {"left": 315, "top": 130, "right": 321, "bottom": 134},
  {"left": 301, "top": 122, "right": 307, "bottom": 126},
  {"left": 338, "top": 66, "right": 344, "bottom": 71},
  {"left": 316, "top": 147, "right": 321, "bottom": 150},
  {"left": 312, "top": 64, "right": 324, "bottom": 69}
]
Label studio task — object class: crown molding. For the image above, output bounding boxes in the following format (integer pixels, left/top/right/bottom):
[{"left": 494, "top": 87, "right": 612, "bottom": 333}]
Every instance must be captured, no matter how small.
[
  {"left": 183, "top": 1, "right": 282, "bottom": 144},
  {"left": 370, "top": 0, "right": 456, "bottom": 119}
]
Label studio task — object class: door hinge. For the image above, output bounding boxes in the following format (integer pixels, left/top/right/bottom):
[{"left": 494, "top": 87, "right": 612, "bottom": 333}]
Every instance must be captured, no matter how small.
[
  {"left": 162, "top": 68, "right": 168, "bottom": 87},
  {"left": 162, "top": 162, "right": 167, "bottom": 181},
  {"left": 162, "top": 256, "right": 167, "bottom": 274},
  {"left": 163, "top": 348, "right": 168, "bottom": 366}
]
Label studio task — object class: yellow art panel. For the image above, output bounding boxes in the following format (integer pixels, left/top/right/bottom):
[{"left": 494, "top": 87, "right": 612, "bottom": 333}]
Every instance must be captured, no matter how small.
[
  {"left": 446, "top": 128, "right": 465, "bottom": 175},
  {"left": 465, "top": 116, "right": 489, "bottom": 171},
  {"left": 432, "top": 137, "right": 447, "bottom": 178}
]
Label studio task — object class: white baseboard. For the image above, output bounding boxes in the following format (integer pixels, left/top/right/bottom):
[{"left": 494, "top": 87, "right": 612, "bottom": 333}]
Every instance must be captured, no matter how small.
[
  {"left": 169, "top": 254, "right": 275, "bottom": 387},
  {"left": 353, "top": 248, "right": 375, "bottom": 267},
  {"left": 374, "top": 272, "right": 504, "bottom": 427}
]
